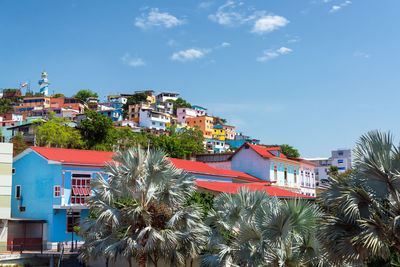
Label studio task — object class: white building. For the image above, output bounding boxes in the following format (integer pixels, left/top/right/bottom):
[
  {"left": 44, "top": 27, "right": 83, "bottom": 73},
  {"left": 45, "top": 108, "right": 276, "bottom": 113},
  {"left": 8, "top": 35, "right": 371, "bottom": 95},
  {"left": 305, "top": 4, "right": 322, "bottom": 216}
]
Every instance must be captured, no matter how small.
[
  {"left": 139, "top": 109, "right": 170, "bottom": 131},
  {"left": 156, "top": 92, "right": 179, "bottom": 103},
  {"left": 305, "top": 148, "right": 352, "bottom": 187},
  {"left": 0, "top": 143, "right": 13, "bottom": 251}
]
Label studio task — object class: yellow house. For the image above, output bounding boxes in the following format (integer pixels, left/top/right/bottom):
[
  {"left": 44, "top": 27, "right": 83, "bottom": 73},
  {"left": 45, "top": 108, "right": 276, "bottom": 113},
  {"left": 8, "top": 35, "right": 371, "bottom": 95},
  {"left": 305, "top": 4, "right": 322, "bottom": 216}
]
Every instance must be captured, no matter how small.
[{"left": 212, "top": 126, "right": 225, "bottom": 141}]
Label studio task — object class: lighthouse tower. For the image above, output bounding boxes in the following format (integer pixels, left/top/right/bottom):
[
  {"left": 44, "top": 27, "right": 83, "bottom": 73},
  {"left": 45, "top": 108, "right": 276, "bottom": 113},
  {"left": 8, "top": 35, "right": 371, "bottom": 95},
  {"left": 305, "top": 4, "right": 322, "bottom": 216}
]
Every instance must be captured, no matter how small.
[{"left": 38, "top": 71, "right": 50, "bottom": 96}]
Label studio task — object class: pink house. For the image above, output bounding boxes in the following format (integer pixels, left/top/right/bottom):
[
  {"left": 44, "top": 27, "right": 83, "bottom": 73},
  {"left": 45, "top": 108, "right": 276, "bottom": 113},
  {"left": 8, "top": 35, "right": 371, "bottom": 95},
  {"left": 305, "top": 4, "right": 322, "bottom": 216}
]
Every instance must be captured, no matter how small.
[{"left": 177, "top": 108, "right": 197, "bottom": 124}]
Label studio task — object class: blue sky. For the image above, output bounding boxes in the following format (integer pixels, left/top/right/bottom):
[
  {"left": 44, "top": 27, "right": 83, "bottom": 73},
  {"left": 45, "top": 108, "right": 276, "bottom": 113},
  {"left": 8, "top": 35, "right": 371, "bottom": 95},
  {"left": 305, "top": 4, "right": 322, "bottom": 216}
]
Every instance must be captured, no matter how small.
[{"left": 1, "top": 0, "right": 400, "bottom": 157}]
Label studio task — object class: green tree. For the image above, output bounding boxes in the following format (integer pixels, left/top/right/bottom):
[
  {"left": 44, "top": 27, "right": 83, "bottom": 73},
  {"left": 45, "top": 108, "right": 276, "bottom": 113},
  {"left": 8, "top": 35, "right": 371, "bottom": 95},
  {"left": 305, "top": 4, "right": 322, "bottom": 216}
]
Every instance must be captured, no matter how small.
[
  {"left": 79, "top": 148, "right": 209, "bottom": 267},
  {"left": 152, "top": 126, "right": 205, "bottom": 159},
  {"left": 10, "top": 132, "right": 28, "bottom": 156},
  {"left": 265, "top": 144, "right": 300, "bottom": 158},
  {"left": 186, "top": 191, "right": 215, "bottom": 220},
  {"left": 319, "top": 131, "right": 400, "bottom": 265},
  {"left": 35, "top": 112, "right": 84, "bottom": 148},
  {"left": 327, "top": 165, "right": 338, "bottom": 176},
  {"left": 121, "top": 93, "right": 148, "bottom": 116},
  {"left": 73, "top": 89, "right": 98, "bottom": 102},
  {"left": 25, "top": 92, "right": 45, "bottom": 97},
  {"left": 166, "top": 97, "right": 191, "bottom": 115},
  {"left": 52, "top": 93, "right": 65, "bottom": 98},
  {"left": 79, "top": 110, "right": 116, "bottom": 150},
  {"left": 0, "top": 98, "right": 13, "bottom": 114},
  {"left": 201, "top": 188, "right": 327, "bottom": 266},
  {"left": 213, "top": 117, "right": 227, "bottom": 125}
]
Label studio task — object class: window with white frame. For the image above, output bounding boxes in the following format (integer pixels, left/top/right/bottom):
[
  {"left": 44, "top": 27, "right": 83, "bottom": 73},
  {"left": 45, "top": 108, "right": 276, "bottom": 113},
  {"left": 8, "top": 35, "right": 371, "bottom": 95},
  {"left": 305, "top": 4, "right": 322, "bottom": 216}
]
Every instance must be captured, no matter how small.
[{"left": 54, "top": 186, "right": 61, "bottom": 197}]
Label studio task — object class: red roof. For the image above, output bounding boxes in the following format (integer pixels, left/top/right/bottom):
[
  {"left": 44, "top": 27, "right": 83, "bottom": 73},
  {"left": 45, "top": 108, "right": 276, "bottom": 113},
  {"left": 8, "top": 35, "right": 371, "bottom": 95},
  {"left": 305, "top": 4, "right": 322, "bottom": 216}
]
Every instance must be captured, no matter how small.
[
  {"left": 28, "top": 147, "right": 262, "bottom": 182},
  {"left": 30, "top": 147, "right": 114, "bottom": 166},
  {"left": 196, "top": 181, "right": 313, "bottom": 198},
  {"left": 169, "top": 158, "right": 263, "bottom": 182},
  {"left": 246, "top": 143, "right": 287, "bottom": 158}
]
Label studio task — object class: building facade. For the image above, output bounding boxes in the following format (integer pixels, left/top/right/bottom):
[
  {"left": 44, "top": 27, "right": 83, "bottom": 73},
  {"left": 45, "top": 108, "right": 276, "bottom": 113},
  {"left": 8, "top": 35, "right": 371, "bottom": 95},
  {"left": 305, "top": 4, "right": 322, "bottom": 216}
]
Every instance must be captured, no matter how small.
[
  {"left": 223, "top": 125, "right": 235, "bottom": 140},
  {"left": 212, "top": 125, "right": 225, "bottom": 141},
  {"left": 139, "top": 109, "right": 170, "bottom": 131},
  {"left": 11, "top": 147, "right": 114, "bottom": 249},
  {"left": 176, "top": 108, "right": 197, "bottom": 124},
  {"left": 230, "top": 143, "right": 316, "bottom": 195},
  {"left": 186, "top": 115, "right": 213, "bottom": 139}
]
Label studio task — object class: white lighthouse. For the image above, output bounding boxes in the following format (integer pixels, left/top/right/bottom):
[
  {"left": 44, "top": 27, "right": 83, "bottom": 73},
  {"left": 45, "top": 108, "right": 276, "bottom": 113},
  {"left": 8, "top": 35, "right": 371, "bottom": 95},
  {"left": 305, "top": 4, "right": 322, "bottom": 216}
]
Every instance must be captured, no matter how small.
[{"left": 38, "top": 71, "right": 50, "bottom": 96}]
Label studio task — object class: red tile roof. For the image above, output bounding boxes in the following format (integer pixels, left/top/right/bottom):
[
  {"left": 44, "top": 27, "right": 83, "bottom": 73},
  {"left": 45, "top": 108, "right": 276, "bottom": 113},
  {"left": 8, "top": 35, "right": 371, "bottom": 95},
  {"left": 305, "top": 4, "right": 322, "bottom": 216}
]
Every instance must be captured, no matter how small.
[
  {"left": 29, "top": 147, "right": 262, "bottom": 182},
  {"left": 246, "top": 143, "right": 287, "bottom": 158},
  {"left": 196, "top": 181, "right": 313, "bottom": 198},
  {"left": 30, "top": 147, "right": 114, "bottom": 166},
  {"left": 169, "top": 158, "right": 263, "bottom": 182}
]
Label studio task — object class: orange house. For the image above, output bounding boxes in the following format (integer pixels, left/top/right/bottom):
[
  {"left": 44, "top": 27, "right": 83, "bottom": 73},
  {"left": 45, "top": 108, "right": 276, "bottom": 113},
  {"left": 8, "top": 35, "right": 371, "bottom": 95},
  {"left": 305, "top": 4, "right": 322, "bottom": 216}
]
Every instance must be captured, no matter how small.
[{"left": 186, "top": 115, "right": 214, "bottom": 139}]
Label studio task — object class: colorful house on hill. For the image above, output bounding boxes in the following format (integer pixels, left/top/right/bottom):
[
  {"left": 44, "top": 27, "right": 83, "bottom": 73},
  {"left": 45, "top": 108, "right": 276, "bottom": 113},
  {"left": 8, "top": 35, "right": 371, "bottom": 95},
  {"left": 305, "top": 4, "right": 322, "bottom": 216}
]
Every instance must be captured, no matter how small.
[
  {"left": 12, "top": 147, "right": 114, "bottom": 249},
  {"left": 229, "top": 143, "right": 316, "bottom": 196},
  {"left": 186, "top": 115, "right": 213, "bottom": 139},
  {"left": 212, "top": 125, "right": 225, "bottom": 141}
]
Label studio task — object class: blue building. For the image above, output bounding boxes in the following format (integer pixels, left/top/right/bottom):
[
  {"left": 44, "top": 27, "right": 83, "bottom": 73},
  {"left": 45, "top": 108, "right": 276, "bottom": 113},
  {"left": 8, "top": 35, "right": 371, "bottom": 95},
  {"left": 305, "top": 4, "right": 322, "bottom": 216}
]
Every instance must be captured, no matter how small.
[
  {"left": 12, "top": 147, "right": 114, "bottom": 249},
  {"left": 97, "top": 108, "right": 123, "bottom": 122}
]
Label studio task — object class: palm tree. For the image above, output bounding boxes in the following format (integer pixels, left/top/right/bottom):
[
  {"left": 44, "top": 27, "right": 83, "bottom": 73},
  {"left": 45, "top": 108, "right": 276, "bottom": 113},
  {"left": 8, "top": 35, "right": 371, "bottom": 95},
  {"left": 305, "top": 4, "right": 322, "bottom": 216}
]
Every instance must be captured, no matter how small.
[
  {"left": 200, "top": 188, "right": 326, "bottom": 266},
  {"left": 79, "top": 147, "right": 209, "bottom": 266},
  {"left": 319, "top": 131, "right": 400, "bottom": 265}
]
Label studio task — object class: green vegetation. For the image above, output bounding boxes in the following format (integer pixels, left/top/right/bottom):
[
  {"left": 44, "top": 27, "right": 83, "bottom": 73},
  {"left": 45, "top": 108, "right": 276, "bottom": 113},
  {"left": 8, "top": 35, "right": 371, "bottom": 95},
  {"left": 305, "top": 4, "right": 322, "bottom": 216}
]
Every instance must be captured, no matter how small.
[
  {"left": 202, "top": 188, "right": 326, "bottom": 266},
  {"left": 186, "top": 191, "right": 215, "bottom": 219},
  {"left": 73, "top": 89, "right": 98, "bottom": 102},
  {"left": 25, "top": 91, "right": 45, "bottom": 97},
  {"left": 121, "top": 93, "right": 148, "bottom": 116},
  {"left": 0, "top": 98, "right": 13, "bottom": 113},
  {"left": 327, "top": 165, "right": 338, "bottom": 175},
  {"left": 167, "top": 97, "right": 191, "bottom": 115},
  {"left": 79, "top": 110, "right": 115, "bottom": 151},
  {"left": 35, "top": 112, "right": 84, "bottom": 148},
  {"left": 79, "top": 148, "right": 208, "bottom": 266},
  {"left": 265, "top": 144, "right": 300, "bottom": 158},
  {"left": 52, "top": 93, "right": 65, "bottom": 98},
  {"left": 11, "top": 132, "right": 28, "bottom": 156},
  {"left": 319, "top": 131, "right": 400, "bottom": 265},
  {"left": 213, "top": 116, "right": 227, "bottom": 125}
]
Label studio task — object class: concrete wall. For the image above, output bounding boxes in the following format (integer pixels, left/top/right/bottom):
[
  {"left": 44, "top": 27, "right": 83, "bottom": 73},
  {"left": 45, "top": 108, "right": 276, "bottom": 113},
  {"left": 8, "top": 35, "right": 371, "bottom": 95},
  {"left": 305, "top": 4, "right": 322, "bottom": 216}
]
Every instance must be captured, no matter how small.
[
  {"left": 231, "top": 147, "right": 269, "bottom": 180},
  {"left": 206, "top": 161, "right": 231, "bottom": 170},
  {"left": 0, "top": 143, "right": 12, "bottom": 219}
]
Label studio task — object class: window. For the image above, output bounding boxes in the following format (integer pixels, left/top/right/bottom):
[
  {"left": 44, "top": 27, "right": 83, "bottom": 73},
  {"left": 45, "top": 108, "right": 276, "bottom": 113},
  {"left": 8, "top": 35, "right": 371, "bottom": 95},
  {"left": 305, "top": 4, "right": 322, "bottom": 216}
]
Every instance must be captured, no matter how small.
[
  {"left": 15, "top": 185, "right": 21, "bottom": 199},
  {"left": 54, "top": 186, "right": 61, "bottom": 198},
  {"left": 274, "top": 164, "right": 278, "bottom": 180},
  {"left": 338, "top": 151, "right": 344, "bottom": 156},
  {"left": 338, "top": 159, "right": 344, "bottom": 163},
  {"left": 284, "top": 167, "right": 288, "bottom": 184},
  {"left": 152, "top": 122, "right": 155, "bottom": 125},
  {"left": 12, "top": 168, "right": 15, "bottom": 174},
  {"left": 71, "top": 173, "right": 91, "bottom": 205},
  {"left": 294, "top": 169, "right": 297, "bottom": 184},
  {"left": 67, "top": 211, "right": 81, "bottom": 233}
]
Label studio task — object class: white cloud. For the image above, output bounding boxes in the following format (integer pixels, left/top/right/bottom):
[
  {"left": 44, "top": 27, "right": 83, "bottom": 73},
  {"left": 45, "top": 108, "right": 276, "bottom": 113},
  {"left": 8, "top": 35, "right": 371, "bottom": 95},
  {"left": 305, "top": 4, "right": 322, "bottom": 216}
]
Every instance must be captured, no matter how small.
[
  {"left": 354, "top": 51, "right": 370, "bottom": 59},
  {"left": 135, "top": 8, "right": 184, "bottom": 29},
  {"left": 257, "top": 47, "right": 292, "bottom": 62},
  {"left": 167, "top": 39, "right": 178, "bottom": 46},
  {"left": 208, "top": 0, "right": 245, "bottom": 25},
  {"left": 171, "top": 48, "right": 209, "bottom": 62},
  {"left": 329, "top": 1, "right": 351, "bottom": 12},
  {"left": 251, "top": 15, "right": 289, "bottom": 34},
  {"left": 121, "top": 53, "right": 146, "bottom": 67},
  {"left": 219, "top": 42, "right": 231, "bottom": 48},
  {"left": 209, "top": 1, "right": 288, "bottom": 35},
  {"left": 198, "top": 2, "right": 214, "bottom": 9}
]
